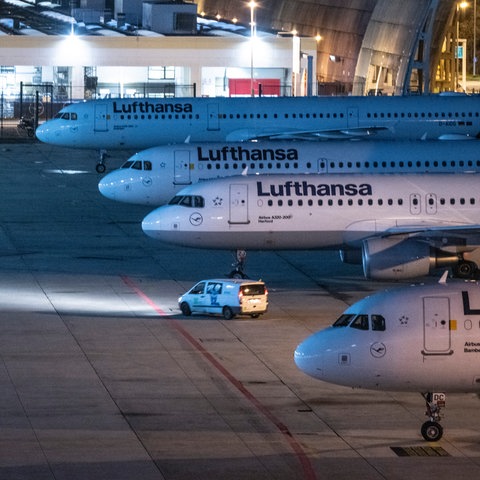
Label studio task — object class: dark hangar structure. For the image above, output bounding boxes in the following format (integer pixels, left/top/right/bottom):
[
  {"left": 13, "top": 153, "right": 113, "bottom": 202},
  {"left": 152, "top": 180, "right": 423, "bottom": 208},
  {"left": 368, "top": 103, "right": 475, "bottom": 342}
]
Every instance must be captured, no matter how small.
[{"left": 199, "top": 0, "right": 461, "bottom": 94}]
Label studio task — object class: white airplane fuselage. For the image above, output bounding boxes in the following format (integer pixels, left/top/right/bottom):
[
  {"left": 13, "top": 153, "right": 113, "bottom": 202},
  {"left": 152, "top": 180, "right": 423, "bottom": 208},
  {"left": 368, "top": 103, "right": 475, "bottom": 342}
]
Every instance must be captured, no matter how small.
[
  {"left": 99, "top": 139, "right": 480, "bottom": 206},
  {"left": 141, "top": 172, "right": 480, "bottom": 280},
  {"left": 141, "top": 172, "right": 480, "bottom": 250},
  {"left": 36, "top": 94, "right": 480, "bottom": 149},
  {"left": 294, "top": 281, "right": 480, "bottom": 393}
]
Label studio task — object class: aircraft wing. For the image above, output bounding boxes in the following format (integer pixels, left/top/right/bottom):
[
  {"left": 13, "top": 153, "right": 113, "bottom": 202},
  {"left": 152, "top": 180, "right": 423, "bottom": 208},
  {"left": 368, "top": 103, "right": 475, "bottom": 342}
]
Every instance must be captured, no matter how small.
[
  {"left": 226, "top": 126, "right": 389, "bottom": 141},
  {"left": 345, "top": 219, "right": 480, "bottom": 250},
  {"left": 381, "top": 223, "right": 480, "bottom": 250}
]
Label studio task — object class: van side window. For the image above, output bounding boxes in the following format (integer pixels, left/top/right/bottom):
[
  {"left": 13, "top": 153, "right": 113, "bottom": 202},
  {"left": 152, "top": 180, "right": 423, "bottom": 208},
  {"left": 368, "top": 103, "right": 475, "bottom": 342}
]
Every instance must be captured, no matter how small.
[
  {"left": 190, "top": 282, "right": 205, "bottom": 294},
  {"left": 207, "top": 282, "right": 222, "bottom": 294}
]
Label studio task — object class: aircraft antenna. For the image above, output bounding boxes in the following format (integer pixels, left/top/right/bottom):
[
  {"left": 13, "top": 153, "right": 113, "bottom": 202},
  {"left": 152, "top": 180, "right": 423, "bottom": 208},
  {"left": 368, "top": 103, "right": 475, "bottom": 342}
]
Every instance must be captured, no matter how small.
[{"left": 438, "top": 270, "right": 449, "bottom": 284}]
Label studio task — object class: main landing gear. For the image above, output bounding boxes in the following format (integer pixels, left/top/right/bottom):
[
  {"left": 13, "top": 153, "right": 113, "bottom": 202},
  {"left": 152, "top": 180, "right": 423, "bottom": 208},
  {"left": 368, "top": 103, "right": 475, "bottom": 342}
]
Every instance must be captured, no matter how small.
[
  {"left": 95, "top": 150, "right": 109, "bottom": 174},
  {"left": 421, "top": 392, "right": 445, "bottom": 441},
  {"left": 228, "top": 250, "right": 248, "bottom": 279}
]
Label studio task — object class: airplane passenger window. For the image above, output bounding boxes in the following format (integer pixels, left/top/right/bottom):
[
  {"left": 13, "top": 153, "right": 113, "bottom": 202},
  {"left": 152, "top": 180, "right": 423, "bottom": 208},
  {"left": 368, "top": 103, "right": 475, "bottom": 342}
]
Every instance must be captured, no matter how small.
[
  {"left": 350, "top": 315, "right": 369, "bottom": 330},
  {"left": 333, "top": 313, "right": 355, "bottom": 327},
  {"left": 372, "top": 315, "right": 386, "bottom": 331}
]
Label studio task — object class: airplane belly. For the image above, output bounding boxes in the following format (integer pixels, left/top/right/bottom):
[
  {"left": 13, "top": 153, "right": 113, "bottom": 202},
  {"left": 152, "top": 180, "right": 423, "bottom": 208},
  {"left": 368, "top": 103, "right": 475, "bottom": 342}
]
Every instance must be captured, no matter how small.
[{"left": 142, "top": 229, "right": 345, "bottom": 250}]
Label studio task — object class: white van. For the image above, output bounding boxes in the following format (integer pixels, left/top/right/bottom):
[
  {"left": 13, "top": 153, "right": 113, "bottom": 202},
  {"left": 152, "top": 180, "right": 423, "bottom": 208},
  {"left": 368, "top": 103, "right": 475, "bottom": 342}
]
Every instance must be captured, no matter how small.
[{"left": 178, "top": 278, "right": 268, "bottom": 319}]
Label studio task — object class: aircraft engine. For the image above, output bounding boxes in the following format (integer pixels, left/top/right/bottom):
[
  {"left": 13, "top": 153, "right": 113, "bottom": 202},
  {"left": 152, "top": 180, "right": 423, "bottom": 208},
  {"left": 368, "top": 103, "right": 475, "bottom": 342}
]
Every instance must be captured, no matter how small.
[
  {"left": 339, "top": 248, "right": 362, "bottom": 265},
  {"left": 362, "top": 237, "right": 458, "bottom": 280}
]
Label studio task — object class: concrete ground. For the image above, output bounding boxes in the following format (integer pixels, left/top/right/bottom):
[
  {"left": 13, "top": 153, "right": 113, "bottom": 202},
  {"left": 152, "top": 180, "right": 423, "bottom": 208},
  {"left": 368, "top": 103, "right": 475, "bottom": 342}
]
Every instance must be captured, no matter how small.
[{"left": 0, "top": 142, "right": 479, "bottom": 479}]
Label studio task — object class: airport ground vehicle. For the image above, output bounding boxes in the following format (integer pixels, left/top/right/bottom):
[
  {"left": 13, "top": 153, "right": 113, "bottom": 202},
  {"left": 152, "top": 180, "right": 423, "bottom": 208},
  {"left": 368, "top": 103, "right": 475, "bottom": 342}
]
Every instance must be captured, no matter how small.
[{"left": 178, "top": 278, "right": 268, "bottom": 319}]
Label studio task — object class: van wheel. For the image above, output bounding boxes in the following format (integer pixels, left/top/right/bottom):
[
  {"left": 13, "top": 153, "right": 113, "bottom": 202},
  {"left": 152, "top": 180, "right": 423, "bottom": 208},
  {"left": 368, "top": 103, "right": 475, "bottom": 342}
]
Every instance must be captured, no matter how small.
[
  {"left": 250, "top": 313, "right": 259, "bottom": 318},
  {"left": 180, "top": 302, "right": 192, "bottom": 316},
  {"left": 222, "top": 306, "right": 235, "bottom": 319}
]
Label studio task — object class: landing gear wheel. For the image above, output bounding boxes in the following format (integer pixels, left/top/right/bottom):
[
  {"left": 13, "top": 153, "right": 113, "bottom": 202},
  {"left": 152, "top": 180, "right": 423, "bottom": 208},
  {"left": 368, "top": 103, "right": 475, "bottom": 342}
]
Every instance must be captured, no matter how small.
[
  {"left": 222, "top": 306, "right": 235, "bottom": 320},
  {"left": 228, "top": 250, "right": 248, "bottom": 278},
  {"left": 180, "top": 302, "right": 191, "bottom": 316},
  {"left": 96, "top": 163, "right": 106, "bottom": 174},
  {"left": 453, "top": 260, "right": 477, "bottom": 279},
  {"left": 421, "top": 421, "right": 443, "bottom": 442}
]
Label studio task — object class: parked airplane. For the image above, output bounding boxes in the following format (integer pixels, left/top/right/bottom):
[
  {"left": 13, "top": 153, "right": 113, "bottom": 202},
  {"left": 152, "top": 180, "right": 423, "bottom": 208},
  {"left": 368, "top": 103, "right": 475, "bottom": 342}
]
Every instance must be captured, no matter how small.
[
  {"left": 141, "top": 173, "right": 480, "bottom": 281},
  {"left": 36, "top": 93, "right": 480, "bottom": 172},
  {"left": 294, "top": 275, "right": 480, "bottom": 441},
  {"left": 99, "top": 139, "right": 480, "bottom": 206}
]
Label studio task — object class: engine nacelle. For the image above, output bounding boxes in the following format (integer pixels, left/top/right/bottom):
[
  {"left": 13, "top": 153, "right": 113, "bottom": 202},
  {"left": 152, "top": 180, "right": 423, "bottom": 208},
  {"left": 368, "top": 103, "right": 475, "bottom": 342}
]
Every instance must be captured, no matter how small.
[
  {"left": 339, "top": 248, "right": 362, "bottom": 265},
  {"left": 362, "top": 237, "right": 458, "bottom": 280}
]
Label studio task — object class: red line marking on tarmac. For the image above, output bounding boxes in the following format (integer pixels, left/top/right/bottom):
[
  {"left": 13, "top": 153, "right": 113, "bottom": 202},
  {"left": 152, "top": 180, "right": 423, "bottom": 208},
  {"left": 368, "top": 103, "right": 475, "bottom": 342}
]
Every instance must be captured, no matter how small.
[{"left": 122, "top": 275, "right": 317, "bottom": 480}]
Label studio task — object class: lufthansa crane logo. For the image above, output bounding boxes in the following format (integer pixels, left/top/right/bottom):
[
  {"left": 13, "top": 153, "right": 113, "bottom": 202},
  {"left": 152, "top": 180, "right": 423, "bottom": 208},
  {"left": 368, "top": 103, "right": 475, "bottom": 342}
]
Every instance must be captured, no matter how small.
[
  {"left": 370, "top": 342, "right": 386, "bottom": 358},
  {"left": 189, "top": 212, "right": 203, "bottom": 226}
]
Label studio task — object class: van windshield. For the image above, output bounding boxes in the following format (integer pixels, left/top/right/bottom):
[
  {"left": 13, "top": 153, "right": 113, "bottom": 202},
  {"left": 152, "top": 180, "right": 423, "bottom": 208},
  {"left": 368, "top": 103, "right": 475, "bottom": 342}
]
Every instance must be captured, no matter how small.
[{"left": 240, "top": 284, "right": 265, "bottom": 295}]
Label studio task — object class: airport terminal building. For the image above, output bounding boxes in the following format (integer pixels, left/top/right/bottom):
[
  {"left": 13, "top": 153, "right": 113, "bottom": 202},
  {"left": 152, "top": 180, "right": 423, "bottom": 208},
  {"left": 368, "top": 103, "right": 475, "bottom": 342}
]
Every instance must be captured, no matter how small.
[{"left": 0, "top": 0, "right": 470, "bottom": 122}]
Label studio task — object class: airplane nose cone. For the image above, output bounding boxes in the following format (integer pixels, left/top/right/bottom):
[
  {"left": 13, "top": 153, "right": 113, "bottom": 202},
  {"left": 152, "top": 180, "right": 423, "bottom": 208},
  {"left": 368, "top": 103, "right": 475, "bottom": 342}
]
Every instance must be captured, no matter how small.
[
  {"left": 98, "top": 173, "right": 120, "bottom": 201},
  {"left": 142, "top": 209, "right": 162, "bottom": 239},
  {"left": 294, "top": 332, "right": 325, "bottom": 380},
  {"left": 35, "top": 123, "right": 49, "bottom": 143}
]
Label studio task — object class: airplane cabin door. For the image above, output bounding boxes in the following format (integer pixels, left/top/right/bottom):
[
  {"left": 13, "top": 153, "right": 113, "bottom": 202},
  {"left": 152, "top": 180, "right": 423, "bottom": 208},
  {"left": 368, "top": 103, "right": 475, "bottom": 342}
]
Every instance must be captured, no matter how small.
[
  {"left": 173, "top": 150, "right": 192, "bottom": 185},
  {"left": 347, "top": 107, "right": 359, "bottom": 129},
  {"left": 229, "top": 184, "right": 249, "bottom": 224},
  {"left": 207, "top": 103, "right": 220, "bottom": 131},
  {"left": 422, "top": 296, "right": 452, "bottom": 355},
  {"left": 94, "top": 103, "right": 108, "bottom": 132}
]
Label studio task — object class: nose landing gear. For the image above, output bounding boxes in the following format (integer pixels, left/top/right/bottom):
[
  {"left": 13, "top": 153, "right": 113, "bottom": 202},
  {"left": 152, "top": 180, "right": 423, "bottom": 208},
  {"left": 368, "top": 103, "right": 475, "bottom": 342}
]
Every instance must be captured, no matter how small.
[
  {"left": 96, "top": 150, "right": 109, "bottom": 174},
  {"left": 421, "top": 392, "right": 445, "bottom": 441},
  {"left": 228, "top": 250, "right": 248, "bottom": 279}
]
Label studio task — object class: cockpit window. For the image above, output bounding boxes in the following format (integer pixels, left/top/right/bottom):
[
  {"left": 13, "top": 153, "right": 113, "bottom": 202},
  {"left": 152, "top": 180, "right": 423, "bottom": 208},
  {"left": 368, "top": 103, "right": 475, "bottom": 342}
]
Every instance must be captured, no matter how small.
[
  {"left": 168, "top": 195, "right": 204, "bottom": 208},
  {"left": 372, "top": 315, "right": 386, "bottom": 331},
  {"left": 332, "top": 313, "right": 355, "bottom": 327},
  {"left": 350, "top": 314, "right": 369, "bottom": 330},
  {"left": 54, "top": 112, "right": 77, "bottom": 120},
  {"left": 169, "top": 196, "right": 182, "bottom": 205},
  {"left": 144, "top": 161, "right": 152, "bottom": 171},
  {"left": 121, "top": 161, "right": 134, "bottom": 169},
  {"left": 132, "top": 160, "right": 142, "bottom": 170}
]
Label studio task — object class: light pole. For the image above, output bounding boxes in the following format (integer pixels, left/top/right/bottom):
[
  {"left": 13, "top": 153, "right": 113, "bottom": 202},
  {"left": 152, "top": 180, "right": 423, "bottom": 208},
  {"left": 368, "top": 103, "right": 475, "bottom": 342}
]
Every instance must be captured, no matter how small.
[
  {"left": 248, "top": 1, "right": 257, "bottom": 97},
  {"left": 456, "top": 2, "right": 469, "bottom": 89},
  {"left": 474, "top": 0, "right": 477, "bottom": 76}
]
